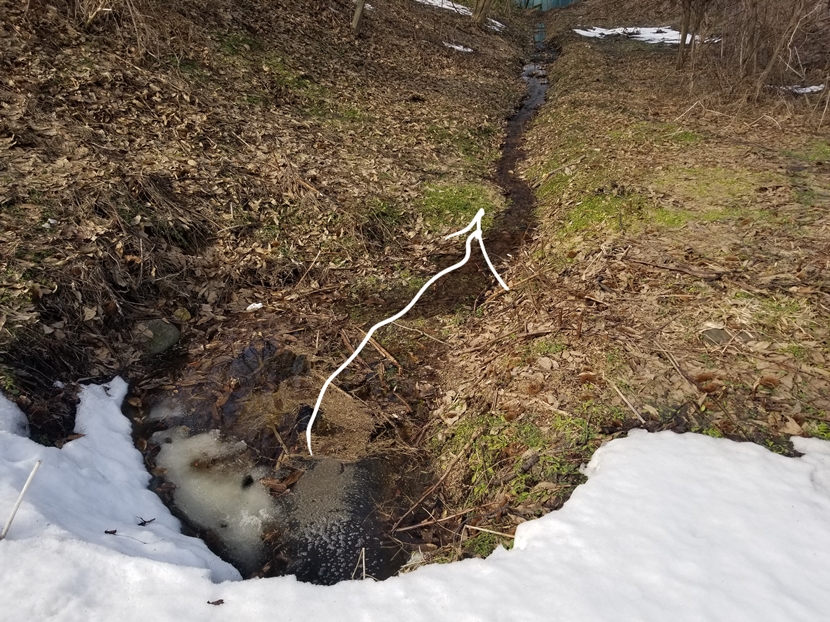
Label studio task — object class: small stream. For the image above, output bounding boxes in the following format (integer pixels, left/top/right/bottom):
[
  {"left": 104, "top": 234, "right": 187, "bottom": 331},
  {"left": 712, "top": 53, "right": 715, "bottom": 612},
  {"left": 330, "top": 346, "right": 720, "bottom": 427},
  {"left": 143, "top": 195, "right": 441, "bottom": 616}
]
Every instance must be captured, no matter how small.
[{"left": 130, "top": 36, "right": 554, "bottom": 586}]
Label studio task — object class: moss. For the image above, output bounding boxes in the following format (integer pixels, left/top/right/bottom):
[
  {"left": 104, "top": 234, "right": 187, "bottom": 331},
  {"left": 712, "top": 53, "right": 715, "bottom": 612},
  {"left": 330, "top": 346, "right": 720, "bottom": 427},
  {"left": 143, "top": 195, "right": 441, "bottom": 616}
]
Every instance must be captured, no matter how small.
[{"left": 418, "top": 183, "right": 499, "bottom": 232}]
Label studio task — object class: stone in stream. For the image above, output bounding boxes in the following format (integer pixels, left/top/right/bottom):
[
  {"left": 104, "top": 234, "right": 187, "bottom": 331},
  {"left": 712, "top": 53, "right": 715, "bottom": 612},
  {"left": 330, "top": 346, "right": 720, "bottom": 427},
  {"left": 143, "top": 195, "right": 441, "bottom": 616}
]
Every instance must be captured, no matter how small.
[{"left": 139, "top": 319, "right": 181, "bottom": 354}]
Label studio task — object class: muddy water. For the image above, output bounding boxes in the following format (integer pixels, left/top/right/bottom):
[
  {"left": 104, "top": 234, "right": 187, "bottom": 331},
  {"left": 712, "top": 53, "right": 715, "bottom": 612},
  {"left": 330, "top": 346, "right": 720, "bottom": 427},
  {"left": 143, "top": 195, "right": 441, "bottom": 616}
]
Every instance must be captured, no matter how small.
[{"left": 131, "top": 47, "right": 552, "bottom": 586}]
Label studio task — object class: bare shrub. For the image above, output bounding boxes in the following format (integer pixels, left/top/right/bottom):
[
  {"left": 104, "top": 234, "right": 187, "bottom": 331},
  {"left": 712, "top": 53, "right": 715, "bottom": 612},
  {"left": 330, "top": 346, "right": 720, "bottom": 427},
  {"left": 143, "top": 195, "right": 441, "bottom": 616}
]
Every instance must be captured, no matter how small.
[{"left": 675, "top": 0, "right": 829, "bottom": 98}]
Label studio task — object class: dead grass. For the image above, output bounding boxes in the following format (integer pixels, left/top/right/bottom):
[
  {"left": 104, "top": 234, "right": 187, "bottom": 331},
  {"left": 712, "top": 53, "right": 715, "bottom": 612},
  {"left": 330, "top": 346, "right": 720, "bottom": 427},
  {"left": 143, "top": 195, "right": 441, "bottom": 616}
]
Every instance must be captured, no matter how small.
[{"left": 421, "top": 31, "right": 830, "bottom": 558}]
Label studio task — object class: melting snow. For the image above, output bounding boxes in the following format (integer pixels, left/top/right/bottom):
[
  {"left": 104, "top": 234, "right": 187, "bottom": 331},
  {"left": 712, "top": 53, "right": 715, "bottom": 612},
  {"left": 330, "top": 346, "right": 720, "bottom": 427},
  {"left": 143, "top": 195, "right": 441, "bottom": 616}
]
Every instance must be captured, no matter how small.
[
  {"left": 782, "top": 84, "right": 826, "bottom": 95},
  {"left": 414, "top": 0, "right": 505, "bottom": 32},
  {"left": 3, "top": 380, "right": 830, "bottom": 621},
  {"left": 444, "top": 42, "right": 474, "bottom": 53},
  {"left": 574, "top": 26, "right": 694, "bottom": 44}
]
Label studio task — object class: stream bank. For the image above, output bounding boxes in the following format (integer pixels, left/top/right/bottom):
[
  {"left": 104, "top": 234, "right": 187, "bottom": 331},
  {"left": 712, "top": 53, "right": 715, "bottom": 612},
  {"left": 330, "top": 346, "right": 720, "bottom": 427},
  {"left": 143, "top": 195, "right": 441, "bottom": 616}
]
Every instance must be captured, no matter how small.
[{"left": 128, "top": 41, "right": 554, "bottom": 584}]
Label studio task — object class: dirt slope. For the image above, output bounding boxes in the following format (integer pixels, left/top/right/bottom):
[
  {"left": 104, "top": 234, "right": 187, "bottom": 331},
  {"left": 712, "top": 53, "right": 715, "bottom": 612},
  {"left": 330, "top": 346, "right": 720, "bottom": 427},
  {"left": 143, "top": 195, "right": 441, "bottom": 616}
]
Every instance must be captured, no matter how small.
[{"left": 1, "top": 0, "right": 530, "bottom": 439}]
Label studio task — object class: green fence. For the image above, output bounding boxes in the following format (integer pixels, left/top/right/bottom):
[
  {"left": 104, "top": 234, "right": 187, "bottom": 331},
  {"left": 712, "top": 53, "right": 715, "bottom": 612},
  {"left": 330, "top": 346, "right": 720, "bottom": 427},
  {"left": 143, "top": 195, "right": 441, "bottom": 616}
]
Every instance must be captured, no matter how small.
[{"left": 517, "top": 0, "right": 578, "bottom": 10}]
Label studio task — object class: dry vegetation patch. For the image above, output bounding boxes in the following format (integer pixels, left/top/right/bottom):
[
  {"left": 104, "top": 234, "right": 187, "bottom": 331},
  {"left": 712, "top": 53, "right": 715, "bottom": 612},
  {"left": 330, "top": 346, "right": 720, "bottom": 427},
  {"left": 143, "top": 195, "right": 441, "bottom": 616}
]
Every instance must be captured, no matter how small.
[
  {"left": 0, "top": 0, "right": 529, "bottom": 437},
  {"left": 415, "top": 30, "right": 829, "bottom": 564}
]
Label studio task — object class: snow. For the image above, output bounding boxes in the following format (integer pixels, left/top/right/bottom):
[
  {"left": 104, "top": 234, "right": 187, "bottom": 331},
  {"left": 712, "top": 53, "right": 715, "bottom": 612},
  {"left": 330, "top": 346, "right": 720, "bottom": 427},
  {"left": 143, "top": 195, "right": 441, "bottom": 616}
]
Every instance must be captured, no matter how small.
[
  {"left": 0, "top": 393, "right": 29, "bottom": 437},
  {"left": 782, "top": 84, "right": 826, "bottom": 95},
  {"left": 444, "top": 42, "right": 474, "bottom": 53},
  {"left": 414, "top": 0, "right": 505, "bottom": 32},
  {"left": 3, "top": 380, "right": 830, "bottom": 621},
  {"left": 574, "top": 26, "right": 693, "bottom": 44}
]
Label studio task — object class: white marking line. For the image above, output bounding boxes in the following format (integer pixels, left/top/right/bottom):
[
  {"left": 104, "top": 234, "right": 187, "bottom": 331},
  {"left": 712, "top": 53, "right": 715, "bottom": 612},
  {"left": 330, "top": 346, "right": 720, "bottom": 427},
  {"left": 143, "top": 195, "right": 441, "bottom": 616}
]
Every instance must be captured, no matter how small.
[{"left": 306, "top": 209, "right": 508, "bottom": 454}]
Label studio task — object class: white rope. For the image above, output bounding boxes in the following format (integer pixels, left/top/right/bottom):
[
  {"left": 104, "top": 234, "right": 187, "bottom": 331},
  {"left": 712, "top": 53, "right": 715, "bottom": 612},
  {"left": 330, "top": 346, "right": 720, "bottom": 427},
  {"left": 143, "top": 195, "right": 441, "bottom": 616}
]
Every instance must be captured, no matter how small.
[{"left": 306, "top": 209, "right": 508, "bottom": 455}]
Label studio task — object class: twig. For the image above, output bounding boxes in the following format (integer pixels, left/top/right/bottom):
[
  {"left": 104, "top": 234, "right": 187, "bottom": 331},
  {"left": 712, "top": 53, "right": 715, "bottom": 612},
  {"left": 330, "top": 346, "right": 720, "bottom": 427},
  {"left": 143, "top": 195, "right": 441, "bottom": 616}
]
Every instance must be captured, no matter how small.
[
  {"left": 1, "top": 460, "right": 42, "bottom": 541},
  {"left": 393, "top": 508, "right": 476, "bottom": 533},
  {"left": 295, "top": 248, "right": 322, "bottom": 288},
  {"left": 355, "top": 327, "right": 403, "bottom": 373},
  {"left": 626, "top": 258, "right": 726, "bottom": 281},
  {"left": 608, "top": 380, "right": 646, "bottom": 424},
  {"left": 392, "top": 431, "right": 482, "bottom": 531},
  {"left": 391, "top": 322, "right": 450, "bottom": 346},
  {"left": 463, "top": 524, "right": 514, "bottom": 539}
]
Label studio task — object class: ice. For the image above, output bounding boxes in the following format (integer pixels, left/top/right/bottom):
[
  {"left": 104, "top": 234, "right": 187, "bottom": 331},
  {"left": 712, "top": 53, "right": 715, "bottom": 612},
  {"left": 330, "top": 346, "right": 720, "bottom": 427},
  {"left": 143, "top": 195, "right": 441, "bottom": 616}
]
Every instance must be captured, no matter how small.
[
  {"left": 3, "top": 380, "right": 830, "bottom": 621},
  {"left": 152, "top": 427, "right": 275, "bottom": 575}
]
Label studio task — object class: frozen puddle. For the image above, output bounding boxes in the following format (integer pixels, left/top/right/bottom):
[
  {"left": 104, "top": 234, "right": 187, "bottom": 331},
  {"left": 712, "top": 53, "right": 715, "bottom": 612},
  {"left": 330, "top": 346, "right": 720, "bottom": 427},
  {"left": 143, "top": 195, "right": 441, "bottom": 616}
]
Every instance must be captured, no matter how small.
[
  {"left": 153, "top": 428, "right": 274, "bottom": 575},
  {"left": 151, "top": 426, "right": 403, "bottom": 583}
]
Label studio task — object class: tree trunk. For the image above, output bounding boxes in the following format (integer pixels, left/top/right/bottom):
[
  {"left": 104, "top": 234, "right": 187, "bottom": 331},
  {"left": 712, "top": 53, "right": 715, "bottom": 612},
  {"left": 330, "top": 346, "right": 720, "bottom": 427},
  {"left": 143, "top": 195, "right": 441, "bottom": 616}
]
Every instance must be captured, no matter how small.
[
  {"left": 754, "top": 0, "right": 807, "bottom": 98},
  {"left": 676, "top": 0, "right": 692, "bottom": 69},
  {"left": 352, "top": 0, "right": 366, "bottom": 33},
  {"left": 473, "top": 0, "right": 494, "bottom": 26}
]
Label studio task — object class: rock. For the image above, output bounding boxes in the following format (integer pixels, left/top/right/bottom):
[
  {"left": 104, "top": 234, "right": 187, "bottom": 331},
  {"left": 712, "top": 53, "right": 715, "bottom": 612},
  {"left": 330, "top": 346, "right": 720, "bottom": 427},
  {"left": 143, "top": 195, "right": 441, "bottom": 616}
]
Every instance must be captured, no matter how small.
[
  {"left": 140, "top": 319, "right": 181, "bottom": 354},
  {"left": 536, "top": 356, "right": 556, "bottom": 371},
  {"left": 520, "top": 448, "right": 540, "bottom": 473},
  {"left": 701, "top": 328, "right": 732, "bottom": 345}
]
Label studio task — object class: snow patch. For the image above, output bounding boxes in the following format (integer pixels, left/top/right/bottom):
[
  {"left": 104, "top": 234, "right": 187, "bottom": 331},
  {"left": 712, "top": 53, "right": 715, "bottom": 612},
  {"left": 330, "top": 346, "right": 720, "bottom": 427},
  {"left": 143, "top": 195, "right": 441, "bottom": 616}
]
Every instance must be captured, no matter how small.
[
  {"left": 414, "top": 0, "right": 505, "bottom": 32},
  {"left": 444, "top": 42, "right": 474, "bottom": 53},
  {"left": 0, "top": 393, "right": 29, "bottom": 437},
  {"left": 574, "top": 26, "right": 694, "bottom": 44},
  {"left": 782, "top": 84, "right": 825, "bottom": 95}
]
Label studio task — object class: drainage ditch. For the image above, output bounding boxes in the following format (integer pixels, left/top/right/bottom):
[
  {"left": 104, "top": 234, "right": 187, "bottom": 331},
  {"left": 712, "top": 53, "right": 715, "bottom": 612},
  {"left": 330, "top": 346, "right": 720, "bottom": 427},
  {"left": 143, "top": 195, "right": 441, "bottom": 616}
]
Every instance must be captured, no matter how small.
[{"left": 128, "top": 41, "right": 553, "bottom": 586}]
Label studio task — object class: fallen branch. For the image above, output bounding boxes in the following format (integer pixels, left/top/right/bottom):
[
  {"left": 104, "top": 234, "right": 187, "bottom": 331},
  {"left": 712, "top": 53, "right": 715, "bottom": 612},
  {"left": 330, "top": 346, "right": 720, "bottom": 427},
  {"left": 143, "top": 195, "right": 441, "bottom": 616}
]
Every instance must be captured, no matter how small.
[
  {"left": 1, "top": 460, "right": 43, "bottom": 541},
  {"left": 463, "top": 524, "right": 515, "bottom": 539},
  {"left": 626, "top": 258, "right": 727, "bottom": 281},
  {"left": 608, "top": 380, "right": 646, "bottom": 424}
]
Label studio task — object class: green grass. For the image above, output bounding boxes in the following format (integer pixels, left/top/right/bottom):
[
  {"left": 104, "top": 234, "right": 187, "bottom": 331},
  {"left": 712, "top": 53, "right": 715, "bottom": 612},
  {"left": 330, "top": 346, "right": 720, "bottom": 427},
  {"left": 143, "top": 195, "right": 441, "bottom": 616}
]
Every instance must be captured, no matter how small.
[
  {"left": 464, "top": 530, "right": 513, "bottom": 558},
  {"left": 220, "top": 33, "right": 263, "bottom": 56},
  {"left": 418, "top": 183, "right": 499, "bottom": 232},
  {"left": 787, "top": 140, "right": 830, "bottom": 163},
  {"left": 527, "top": 337, "right": 567, "bottom": 357},
  {"left": 559, "top": 193, "right": 643, "bottom": 237},
  {"left": 806, "top": 421, "right": 830, "bottom": 441}
]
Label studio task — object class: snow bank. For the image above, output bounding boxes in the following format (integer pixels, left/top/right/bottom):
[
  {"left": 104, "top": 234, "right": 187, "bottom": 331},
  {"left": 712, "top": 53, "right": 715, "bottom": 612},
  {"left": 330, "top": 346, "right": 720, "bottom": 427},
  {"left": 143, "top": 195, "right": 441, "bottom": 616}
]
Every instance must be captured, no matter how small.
[
  {"left": 0, "top": 393, "right": 29, "bottom": 437},
  {"left": 2, "top": 380, "right": 830, "bottom": 621}
]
